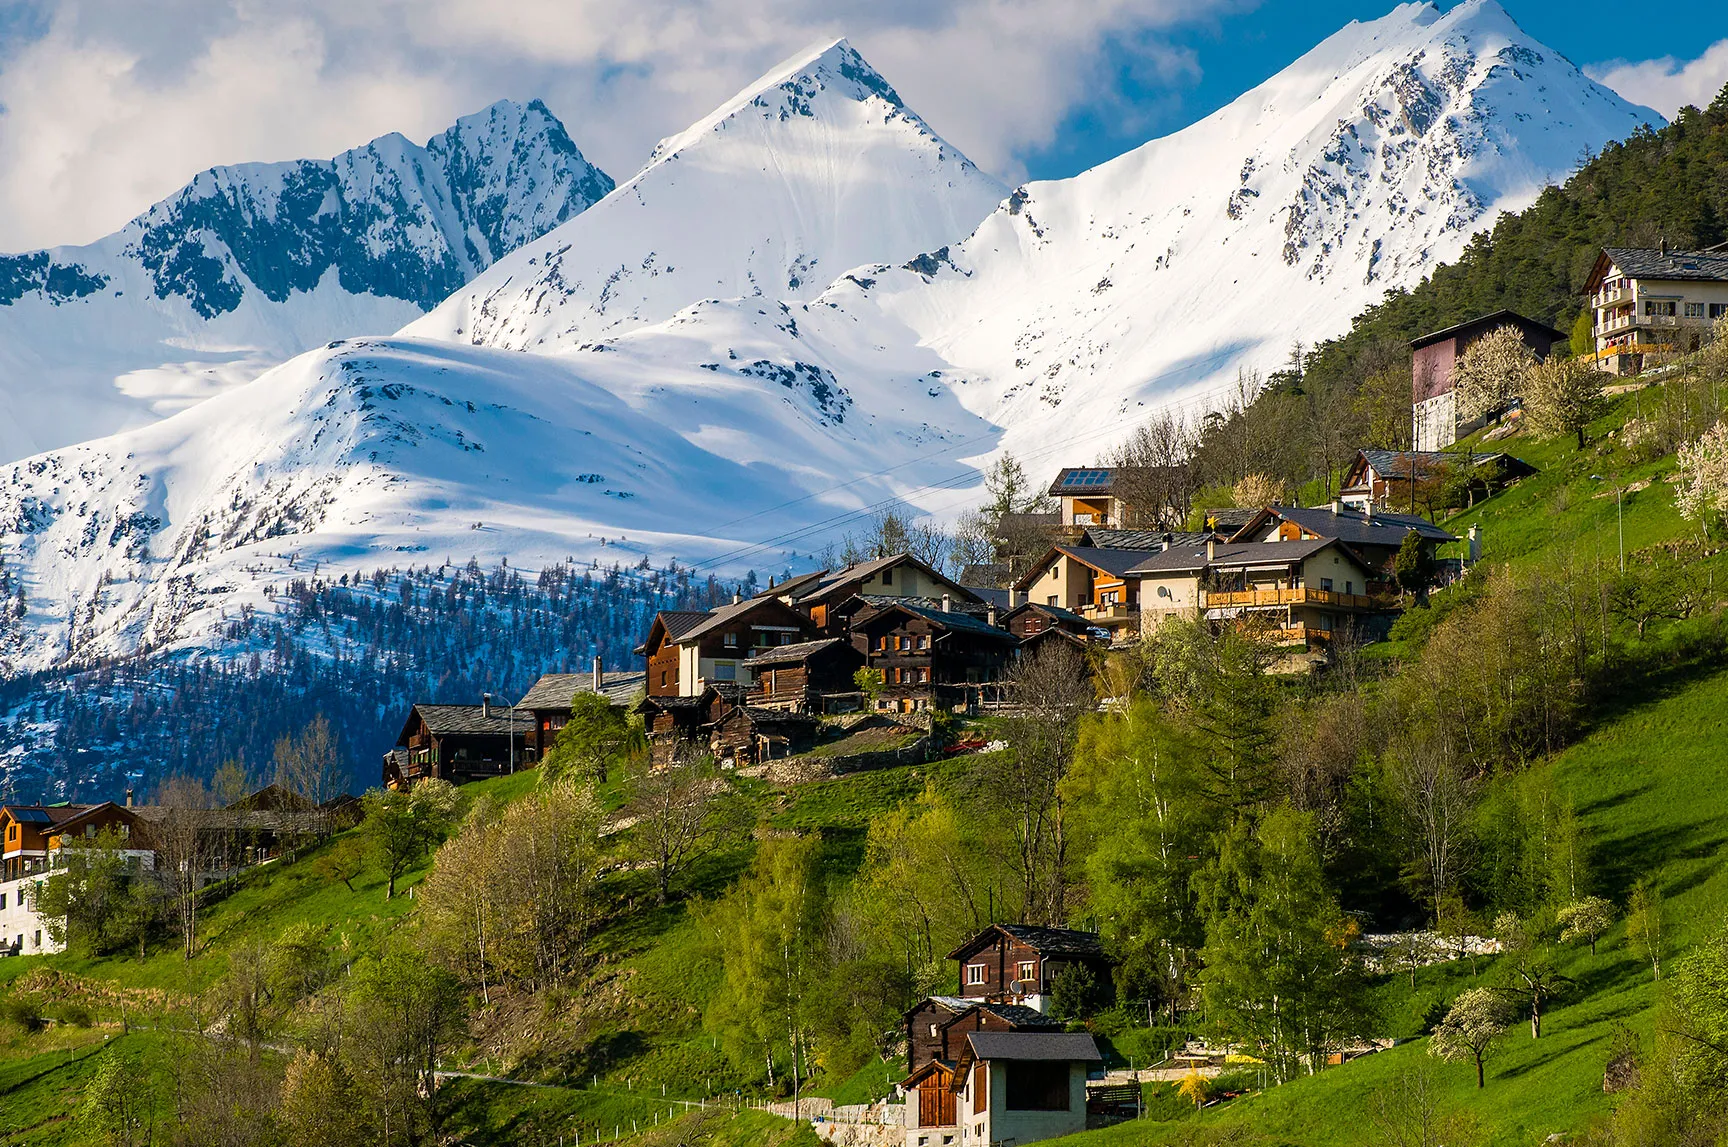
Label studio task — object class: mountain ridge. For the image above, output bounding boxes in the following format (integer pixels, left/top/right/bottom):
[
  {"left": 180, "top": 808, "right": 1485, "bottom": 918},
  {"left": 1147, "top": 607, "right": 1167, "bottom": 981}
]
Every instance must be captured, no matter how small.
[{"left": 0, "top": 99, "right": 614, "bottom": 462}]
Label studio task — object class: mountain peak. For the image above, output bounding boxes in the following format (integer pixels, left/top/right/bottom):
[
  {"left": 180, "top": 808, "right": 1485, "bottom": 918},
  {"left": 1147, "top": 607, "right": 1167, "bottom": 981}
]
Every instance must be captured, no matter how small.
[{"left": 645, "top": 38, "right": 908, "bottom": 166}]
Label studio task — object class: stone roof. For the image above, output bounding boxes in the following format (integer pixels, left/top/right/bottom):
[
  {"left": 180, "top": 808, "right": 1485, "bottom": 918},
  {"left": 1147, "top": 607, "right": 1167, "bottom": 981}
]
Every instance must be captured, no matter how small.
[
  {"left": 1128, "top": 538, "right": 1354, "bottom": 576},
  {"left": 1603, "top": 246, "right": 1728, "bottom": 284},
  {"left": 410, "top": 703, "right": 529, "bottom": 737},
  {"left": 1232, "top": 504, "right": 1456, "bottom": 546},
  {"left": 744, "top": 638, "right": 848, "bottom": 667},
  {"left": 965, "top": 1032, "right": 1103, "bottom": 1062},
  {"left": 1079, "top": 528, "right": 1215, "bottom": 550},
  {"left": 517, "top": 670, "right": 645, "bottom": 709}
]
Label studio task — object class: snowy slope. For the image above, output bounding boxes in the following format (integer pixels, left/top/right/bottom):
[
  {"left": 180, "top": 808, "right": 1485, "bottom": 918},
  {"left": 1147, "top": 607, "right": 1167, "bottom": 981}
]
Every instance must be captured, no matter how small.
[
  {"left": 0, "top": 3, "right": 1665, "bottom": 677},
  {"left": 408, "top": 39, "right": 1007, "bottom": 351},
  {"left": 0, "top": 324, "right": 993, "bottom": 674},
  {"left": 811, "top": 0, "right": 1662, "bottom": 455},
  {"left": 0, "top": 100, "right": 612, "bottom": 463}
]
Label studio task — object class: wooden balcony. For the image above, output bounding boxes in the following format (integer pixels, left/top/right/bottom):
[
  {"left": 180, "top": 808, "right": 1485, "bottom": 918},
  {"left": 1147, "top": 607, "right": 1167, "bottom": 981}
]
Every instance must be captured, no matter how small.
[
  {"left": 1079, "top": 603, "right": 1138, "bottom": 623},
  {"left": 1204, "top": 587, "right": 1377, "bottom": 610}
]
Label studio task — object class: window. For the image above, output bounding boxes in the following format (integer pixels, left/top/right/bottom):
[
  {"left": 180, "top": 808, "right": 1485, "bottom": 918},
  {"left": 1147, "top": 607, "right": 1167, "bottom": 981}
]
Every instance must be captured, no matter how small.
[
  {"left": 1686, "top": 302, "right": 1707, "bottom": 318},
  {"left": 972, "top": 1064, "right": 989, "bottom": 1115},
  {"left": 1048, "top": 595, "right": 1059, "bottom": 606},
  {"left": 1345, "top": 581, "right": 1354, "bottom": 595},
  {"left": 723, "top": 632, "right": 739, "bottom": 647},
  {"left": 882, "top": 567, "right": 893, "bottom": 586},
  {"left": 780, "top": 632, "right": 793, "bottom": 645},
  {"left": 1005, "top": 1061, "right": 1069, "bottom": 1110},
  {"left": 1321, "top": 578, "right": 1333, "bottom": 592},
  {"left": 1713, "top": 304, "right": 1728, "bottom": 320},
  {"left": 0, "top": 893, "right": 6, "bottom": 909},
  {"left": 918, "top": 634, "right": 930, "bottom": 650},
  {"left": 1017, "top": 960, "right": 1036, "bottom": 984},
  {"left": 966, "top": 963, "right": 987, "bottom": 986},
  {"left": 1645, "top": 300, "right": 1677, "bottom": 316},
  {"left": 714, "top": 662, "right": 737, "bottom": 681}
]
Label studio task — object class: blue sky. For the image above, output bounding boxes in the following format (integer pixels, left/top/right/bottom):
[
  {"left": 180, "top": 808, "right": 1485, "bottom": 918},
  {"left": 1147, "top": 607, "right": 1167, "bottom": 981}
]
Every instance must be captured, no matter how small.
[
  {"left": 0, "top": 0, "right": 1723, "bottom": 250},
  {"left": 1025, "top": 0, "right": 1728, "bottom": 180}
]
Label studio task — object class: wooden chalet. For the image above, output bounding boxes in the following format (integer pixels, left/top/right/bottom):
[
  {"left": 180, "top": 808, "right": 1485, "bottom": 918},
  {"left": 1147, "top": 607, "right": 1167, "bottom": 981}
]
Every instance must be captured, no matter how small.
[
  {"left": 777, "top": 553, "right": 979, "bottom": 634},
  {"left": 948, "top": 924, "right": 1113, "bottom": 1013},
  {"left": 1002, "top": 601, "right": 1091, "bottom": 641},
  {"left": 1131, "top": 536, "right": 1389, "bottom": 644},
  {"left": 517, "top": 659, "right": 647, "bottom": 759},
  {"left": 1047, "top": 466, "right": 1187, "bottom": 533},
  {"left": 906, "top": 996, "right": 1062, "bottom": 1075},
  {"left": 1228, "top": 502, "right": 1456, "bottom": 582},
  {"left": 947, "top": 1032, "right": 1103, "bottom": 1146},
  {"left": 849, "top": 599, "right": 1016, "bottom": 714},
  {"left": 1339, "top": 448, "right": 1531, "bottom": 512},
  {"left": 707, "top": 704, "right": 819, "bottom": 767},
  {"left": 386, "top": 701, "right": 529, "bottom": 788},
  {"left": 638, "top": 597, "right": 817, "bottom": 699},
  {"left": 743, "top": 637, "right": 864, "bottom": 713},
  {"left": 1011, "top": 546, "right": 1146, "bottom": 642},
  {"left": 1410, "top": 310, "right": 1566, "bottom": 449},
  {"left": 1586, "top": 246, "right": 1728, "bottom": 376},
  {"left": 2, "top": 805, "right": 89, "bottom": 883},
  {"left": 4, "top": 800, "right": 157, "bottom": 956}
]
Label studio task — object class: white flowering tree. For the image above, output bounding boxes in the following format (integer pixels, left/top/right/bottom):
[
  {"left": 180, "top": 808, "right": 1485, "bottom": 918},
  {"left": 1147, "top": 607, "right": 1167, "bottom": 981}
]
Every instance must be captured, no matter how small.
[
  {"left": 1429, "top": 986, "right": 1514, "bottom": 1088},
  {"left": 1452, "top": 326, "right": 1536, "bottom": 424},
  {"left": 1676, "top": 420, "right": 1728, "bottom": 535}
]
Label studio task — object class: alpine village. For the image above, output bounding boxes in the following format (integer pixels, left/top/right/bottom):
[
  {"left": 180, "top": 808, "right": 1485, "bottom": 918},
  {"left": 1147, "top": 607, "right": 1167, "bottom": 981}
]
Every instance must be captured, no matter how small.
[{"left": 9, "top": 37, "right": 1728, "bottom": 1147}]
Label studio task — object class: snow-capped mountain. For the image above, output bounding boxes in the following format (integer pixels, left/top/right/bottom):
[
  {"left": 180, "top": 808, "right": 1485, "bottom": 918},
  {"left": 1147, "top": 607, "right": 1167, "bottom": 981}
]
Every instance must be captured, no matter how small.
[
  {"left": 0, "top": 2, "right": 1664, "bottom": 681},
  {"left": 0, "top": 100, "right": 612, "bottom": 463},
  {"left": 815, "top": 0, "right": 1660, "bottom": 456},
  {"left": 407, "top": 39, "right": 1007, "bottom": 350}
]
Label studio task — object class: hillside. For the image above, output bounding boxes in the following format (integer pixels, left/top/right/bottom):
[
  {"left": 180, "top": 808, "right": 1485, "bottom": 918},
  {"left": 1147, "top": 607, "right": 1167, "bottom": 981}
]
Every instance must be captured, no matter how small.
[{"left": 5, "top": 362, "right": 1728, "bottom": 1145}]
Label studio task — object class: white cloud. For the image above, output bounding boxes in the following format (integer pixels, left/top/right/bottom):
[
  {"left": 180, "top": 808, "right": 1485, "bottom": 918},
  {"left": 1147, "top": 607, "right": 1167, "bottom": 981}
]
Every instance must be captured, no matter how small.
[
  {"left": 1588, "top": 39, "right": 1728, "bottom": 120},
  {"left": 0, "top": 0, "right": 1228, "bottom": 251}
]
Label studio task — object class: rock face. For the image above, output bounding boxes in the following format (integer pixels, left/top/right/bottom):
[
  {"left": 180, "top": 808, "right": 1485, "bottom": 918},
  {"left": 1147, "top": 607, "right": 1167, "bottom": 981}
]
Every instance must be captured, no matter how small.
[{"left": 0, "top": 100, "right": 613, "bottom": 461}]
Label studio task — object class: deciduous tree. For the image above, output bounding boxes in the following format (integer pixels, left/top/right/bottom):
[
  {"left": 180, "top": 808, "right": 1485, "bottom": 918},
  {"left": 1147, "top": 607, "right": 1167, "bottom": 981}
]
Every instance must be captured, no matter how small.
[{"left": 1429, "top": 987, "right": 1513, "bottom": 1088}]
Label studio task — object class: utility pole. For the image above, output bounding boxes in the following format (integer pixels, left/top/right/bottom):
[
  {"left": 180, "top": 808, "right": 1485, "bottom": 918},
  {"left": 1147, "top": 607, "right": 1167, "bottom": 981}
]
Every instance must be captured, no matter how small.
[{"left": 1617, "top": 483, "right": 1625, "bottom": 574}]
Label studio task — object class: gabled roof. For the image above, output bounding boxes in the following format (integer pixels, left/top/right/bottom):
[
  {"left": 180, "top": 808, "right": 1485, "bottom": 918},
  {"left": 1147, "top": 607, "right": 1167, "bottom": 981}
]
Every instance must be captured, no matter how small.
[
  {"left": 1596, "top": 246, "right": 1728, "bottom": 286},
  {"left": 787, "top": 552, "right": 978, "bottom": 606},
  {"left": 678, "top": 594, "right": 811, "bottom": 644},
  {"left": 965, "top": 1032, "right": 1103, "bottom": 1062},
  {"left": 1410, "top": 309, "right": 1567, "bottom": 351},
  {"left": 1230, "top": 504, "right": 1456, "bottom": 546},
  {"left": 517, "top": 670, "right": 645, "bottom": 709},
  {"left": 1347, "top": 449, "right": 1524, "bottom": 489},
  {"left": 744, "top": 638, "right": 850, "bottom": 667},
  {"left": 917, "top": 996, "right": 1064, "bottom": 1029},
  {"left": 403, "top": 703, "right": 528, "bottom": 740},
  {"left": 1012, "top": 545, "right": 1148, "bottom": 590},
  {"left": 46, "top": 802, "right": 148, "bottom": 838},
  {"left": 1004, "top": 601, "right": 1089, "bottom": 627},
  {"left": 948, "top": 923, "right": 1110, "bottom": 962},
  {"left": 1129, "top": 537, "right": 1371, "bottom": 576},
  {"left": 0, "top": 806, "right": 63, "bottom": 826},
  {"left": 1198, "top": 507, "right": 1258, "bottom": 532},
  {"left": 857, "top": 600, "right": 1016, "bottom": 641},
  {"left": 636, "top": 609, "right": 713, "bottom": 655},
  {"left": 224, "top": 784, "right": 316, "bottom": 813},
  {"left": 1079, "top": 528, "right": 1215, "bottom": 550}
]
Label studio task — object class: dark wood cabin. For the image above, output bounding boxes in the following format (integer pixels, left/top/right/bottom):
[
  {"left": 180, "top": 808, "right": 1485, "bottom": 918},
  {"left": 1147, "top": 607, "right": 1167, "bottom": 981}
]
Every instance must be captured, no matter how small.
[
  {"left": 1003, "top": 601, "right": 1091, "bottom": 640},
  {"left": 387, "top": 702, "right": 529, "bottom": 788},
  {"left": 743, "top": 637, "right": 865, "bottom": 713},
  {"left": 849, "top": 600, "right": 1016, "bottom": 714},
  {"left": 948, "top": 924, "right": 1114, "bottom": 1010},
  {"left": 707, "top": 705, "right": 819, "bottom": 767},
  {"left": 906, "top": 996, "right": 1063, "bottom": 1076},
  {"left": 638, "top": 610, "right": 711, "bottom": 698},
  {"left": 635, "top": 684, "right": 749, "bottom": 767},
  {"left": 779, "top": 552, "right": 980, "bottom": 634},
  {"left": 516, "top": 661, "right": 647, "bottom": 759}
]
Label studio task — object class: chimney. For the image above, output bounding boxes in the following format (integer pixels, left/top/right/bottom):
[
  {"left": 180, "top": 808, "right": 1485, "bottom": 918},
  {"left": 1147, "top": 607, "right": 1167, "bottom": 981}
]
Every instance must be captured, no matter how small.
[
  {"left": 987, "top": 605, "right": 998, "bottom": 628},
  {"left": 941, "top": 593, "right": 951, "bottom": 613},
  {"left": 482, "top": 692, "right": 492, "bottom": 719},
  {"left": 1331, "top": 500, "right": 1342, "bottom": 515},
  {"left": 1008, "top": 587, "right": 1023, "bottom": 608},
  {"left": 1206, "top": 537, "right": 1216, "bottom": 562},
  {"left": 1468, "top": 523, "right": 1483, "bottom": 564},
  {"left": 732, "top": 591, "right": 742, "bottom": 605},
  {"left": 1364, "top": 503, "right": 1374, "bottom": 523},
  {"left": 592, "top": 654, "right": 604, "bottom": 693},
  {"left": 125, "top": 787, "right": 134, "bottom": 809}
]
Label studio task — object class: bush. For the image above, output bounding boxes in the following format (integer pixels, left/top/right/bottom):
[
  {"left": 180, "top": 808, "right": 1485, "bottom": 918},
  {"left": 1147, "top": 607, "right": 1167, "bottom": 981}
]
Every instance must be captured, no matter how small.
[
  {"left": 44, "top": 1001, "right": 95, "bottom": 1028},
  {"left": 1, "top": 993, "right": 45, "bottom": 1033}
]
